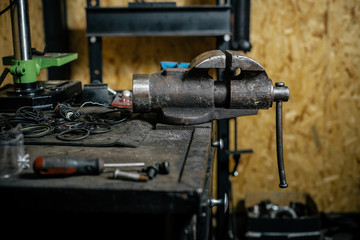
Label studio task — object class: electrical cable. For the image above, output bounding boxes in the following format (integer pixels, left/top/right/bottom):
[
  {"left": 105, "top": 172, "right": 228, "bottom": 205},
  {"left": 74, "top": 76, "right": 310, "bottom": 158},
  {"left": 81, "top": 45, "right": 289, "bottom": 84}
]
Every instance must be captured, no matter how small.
[
  {"left": 2, "top": 105, "right": 127, "bottom": 141},
  {"left": 16, "top": 106, "right": 45, "bottom": 122},
  {"left": 82, "top": 122, "right": 112, "bottom": 134},
  {"left": 0, "top": 126, "right": 10, "bottom": 140},
  {"left": 85, "top": 110, "right": 127, "bottom": 125},
  {"left": 56, "top": 128, "right": 90, "bottom": 141},
  {"left": 21, "top": 124, "right": 54, "bottom": 138},
  {"left": 0, "top": 68, "right": 10, "bottom": 87},
  {"left": 0, "top": 0, "right": 15, "bottom": 16},
  {"left": 31, "top": 45, "right": 47, "bottom": 56},
  {"left": 80, "top": 101, "right": 108, "bottom": 108}
]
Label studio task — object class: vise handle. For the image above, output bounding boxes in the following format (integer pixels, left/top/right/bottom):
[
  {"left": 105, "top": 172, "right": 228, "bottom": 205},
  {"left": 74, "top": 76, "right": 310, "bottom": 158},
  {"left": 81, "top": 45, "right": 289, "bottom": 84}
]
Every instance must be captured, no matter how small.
[{"left": 274, "top": 82, "right": 288, "bottom": 188}]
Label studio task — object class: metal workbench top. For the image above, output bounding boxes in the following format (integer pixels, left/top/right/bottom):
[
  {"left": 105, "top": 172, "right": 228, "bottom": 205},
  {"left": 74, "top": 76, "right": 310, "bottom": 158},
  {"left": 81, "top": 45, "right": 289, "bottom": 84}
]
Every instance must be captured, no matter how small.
[
  {"left": 0, "top": 120, "right": 214, "bottom": 212},
  {"left": 0, "top": 109, "right": 215, "bottom": 239}
]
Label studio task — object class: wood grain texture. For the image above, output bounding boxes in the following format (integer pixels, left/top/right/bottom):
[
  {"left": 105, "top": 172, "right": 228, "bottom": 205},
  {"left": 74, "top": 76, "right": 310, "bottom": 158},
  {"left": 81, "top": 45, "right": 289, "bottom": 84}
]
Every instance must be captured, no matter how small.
[{"left": 230, "top": 0, "right": 360, "bottom": 212}]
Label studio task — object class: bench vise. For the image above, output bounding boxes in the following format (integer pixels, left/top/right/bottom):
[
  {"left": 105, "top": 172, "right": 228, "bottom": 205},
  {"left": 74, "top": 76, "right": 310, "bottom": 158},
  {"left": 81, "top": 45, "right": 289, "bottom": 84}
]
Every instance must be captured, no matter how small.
[
  {"left": 132, "top": 49, "right": 290, "bottom": 188},
  {"left": 133, "top": 50, "right": 289, "bottom": 125}
]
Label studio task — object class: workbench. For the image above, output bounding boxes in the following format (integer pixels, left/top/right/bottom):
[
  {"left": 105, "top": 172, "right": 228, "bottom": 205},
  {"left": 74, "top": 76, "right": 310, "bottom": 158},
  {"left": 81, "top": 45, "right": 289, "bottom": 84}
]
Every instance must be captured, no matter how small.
[{"left": 0, "top": 108, "right": 216, "bottom": 239}]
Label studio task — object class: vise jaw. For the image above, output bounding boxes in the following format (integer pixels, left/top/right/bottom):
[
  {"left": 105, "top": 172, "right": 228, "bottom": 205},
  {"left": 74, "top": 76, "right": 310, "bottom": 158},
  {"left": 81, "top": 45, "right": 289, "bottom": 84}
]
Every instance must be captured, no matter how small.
[
  {"left": 132, "top": 50, "right": 289, "bottom": 125},
  {"left": 132, "top": 50, "right": 290, "bottom": 188}
]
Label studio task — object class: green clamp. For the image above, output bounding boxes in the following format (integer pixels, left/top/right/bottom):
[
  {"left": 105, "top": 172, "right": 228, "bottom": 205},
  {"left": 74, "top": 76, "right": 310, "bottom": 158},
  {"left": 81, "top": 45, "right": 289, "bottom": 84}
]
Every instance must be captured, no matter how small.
[{"left": 2, "top": 53, "right": 78, "bottom": 84}]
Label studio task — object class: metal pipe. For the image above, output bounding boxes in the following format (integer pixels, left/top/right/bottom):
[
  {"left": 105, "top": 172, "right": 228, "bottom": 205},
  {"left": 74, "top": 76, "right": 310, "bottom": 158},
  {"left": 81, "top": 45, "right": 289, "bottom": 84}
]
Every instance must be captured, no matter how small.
[
  {"left": 10, "top": 0, "right": 32, "bottom": 60},
  {"left": 104, "top": 162, "right": 145, "bottom": 168},
  {"left": 275, "top": 91, "right": 288, "bottom": 188}
]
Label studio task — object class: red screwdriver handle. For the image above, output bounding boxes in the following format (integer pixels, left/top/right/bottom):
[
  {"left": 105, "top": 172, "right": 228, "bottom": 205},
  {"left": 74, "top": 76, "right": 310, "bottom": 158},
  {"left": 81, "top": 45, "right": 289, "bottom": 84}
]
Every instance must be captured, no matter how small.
[{"left": 33, "top": 156, "right": 104, "bottom": 176}]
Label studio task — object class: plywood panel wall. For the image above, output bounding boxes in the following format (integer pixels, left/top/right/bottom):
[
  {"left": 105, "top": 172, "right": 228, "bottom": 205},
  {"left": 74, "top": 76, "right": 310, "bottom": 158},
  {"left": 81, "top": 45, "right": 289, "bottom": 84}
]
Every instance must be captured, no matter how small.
[
  {"left": 1, "top": 0, "right": 359, "bottom": 212},
  {"left": 230, "top": 0, "right": 360, "bottom": 212}
]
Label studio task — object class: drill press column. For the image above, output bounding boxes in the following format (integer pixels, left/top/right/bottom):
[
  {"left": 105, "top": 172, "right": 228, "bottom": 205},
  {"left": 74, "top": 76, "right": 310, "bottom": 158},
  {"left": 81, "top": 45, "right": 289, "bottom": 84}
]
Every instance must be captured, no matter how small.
[
  {"left": 11, "top": 0, "right": 32, "bottom": 61},
  {"left": 0, "top": 0, "right": 81, "bottom": 112},
  {"left": 9, "top": 0, "right": 36, "bottom": 91}
]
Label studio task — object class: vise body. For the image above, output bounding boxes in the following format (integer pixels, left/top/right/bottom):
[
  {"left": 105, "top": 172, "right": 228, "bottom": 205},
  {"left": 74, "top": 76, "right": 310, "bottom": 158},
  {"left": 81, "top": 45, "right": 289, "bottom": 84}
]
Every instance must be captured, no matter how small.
[
  {"left": 132, "top": 50, "right": 289, "bottom": 125},
  {"left": 132, "top": 50, "right": 290, "bottom": 188}
]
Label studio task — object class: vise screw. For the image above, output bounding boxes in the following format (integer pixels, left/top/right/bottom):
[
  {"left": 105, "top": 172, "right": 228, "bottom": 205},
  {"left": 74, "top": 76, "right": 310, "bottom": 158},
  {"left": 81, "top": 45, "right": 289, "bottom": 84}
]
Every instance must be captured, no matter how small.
[{"left": 132, "top": 50, "right": 289, "bottom": 188}]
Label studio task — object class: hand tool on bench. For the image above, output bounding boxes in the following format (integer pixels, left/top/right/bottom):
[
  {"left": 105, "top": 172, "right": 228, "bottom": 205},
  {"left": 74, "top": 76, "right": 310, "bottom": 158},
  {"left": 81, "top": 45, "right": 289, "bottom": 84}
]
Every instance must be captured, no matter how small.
[
  {"left": 132, "top": 50, "right": 289, "bottom": 188},
  {"left": 140, "top": 160, "right": 170, "bottom": 179},
  {"left": 113, "top": 169, "right": 149, "bottom": 182},
  {"left": 33, "top": 156, "right": 144, "bottom": 176}
]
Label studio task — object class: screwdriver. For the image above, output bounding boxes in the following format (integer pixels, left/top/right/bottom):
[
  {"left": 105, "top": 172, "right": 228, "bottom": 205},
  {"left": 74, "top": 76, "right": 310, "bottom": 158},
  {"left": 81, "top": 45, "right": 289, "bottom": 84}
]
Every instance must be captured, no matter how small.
[{"left": 33, "top": 156, "right": 145, "bottom": 176}]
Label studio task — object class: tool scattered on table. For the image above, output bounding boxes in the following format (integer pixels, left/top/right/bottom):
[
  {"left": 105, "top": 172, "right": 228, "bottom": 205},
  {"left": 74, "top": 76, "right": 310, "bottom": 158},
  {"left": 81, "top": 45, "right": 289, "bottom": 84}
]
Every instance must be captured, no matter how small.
[
  {"left": 132, "top": 49, "right": 290, "bottom": 188},
  {"left": 54, "top": 103, "right": 82, "bottom": 121},
  {"left": 140, "top": 160, "right": 170, "bottom": 180},
  {"left": 32, "top": 155, "right": 169, "bottom": 183},
  {"left": 111, "top": 90, "right": 133, "bottom": 109},
  {"left": 113, "top": 169, "right": 148, "bottom": 182},
  {"left": 33, "top": 156, "right": 145, "bottom": 176}
]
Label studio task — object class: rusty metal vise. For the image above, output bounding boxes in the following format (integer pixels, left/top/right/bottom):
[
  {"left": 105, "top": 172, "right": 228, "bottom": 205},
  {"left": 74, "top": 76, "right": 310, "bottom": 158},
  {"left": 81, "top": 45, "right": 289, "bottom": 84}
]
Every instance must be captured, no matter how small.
[{"left": 132, "top": 50, "right": 289, "bottom": 188}]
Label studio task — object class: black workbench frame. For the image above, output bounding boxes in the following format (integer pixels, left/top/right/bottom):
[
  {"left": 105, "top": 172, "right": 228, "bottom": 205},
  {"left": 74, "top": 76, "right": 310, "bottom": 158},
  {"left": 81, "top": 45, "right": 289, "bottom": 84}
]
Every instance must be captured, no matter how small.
[
  {"left": 84, "top": 1, "right": 252, "bottom": 239},
  {"left": 0, "top": 119, "right": 214, "bottom": 239}
]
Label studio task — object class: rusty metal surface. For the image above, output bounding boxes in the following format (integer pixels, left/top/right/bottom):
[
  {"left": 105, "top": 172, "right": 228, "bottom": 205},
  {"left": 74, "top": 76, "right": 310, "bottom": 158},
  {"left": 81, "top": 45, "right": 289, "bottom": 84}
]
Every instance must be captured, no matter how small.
[
  {"left": 225, "top": 50, "right": 265, "bottom": 71},
  {"left": 149, "top": 69, "right": 214, "bottom": 110},
  {"left": 132, "top": 49, "right": 289, "bottom": 125},
  {"left": 229, "top": 73, "right": 274, "bottom": 109},
  {"left": 188, "top": 49, "right": 226, "bottom": 69},
  {"left": 0, "top": 122, "right": 213, "bottom": 215}
]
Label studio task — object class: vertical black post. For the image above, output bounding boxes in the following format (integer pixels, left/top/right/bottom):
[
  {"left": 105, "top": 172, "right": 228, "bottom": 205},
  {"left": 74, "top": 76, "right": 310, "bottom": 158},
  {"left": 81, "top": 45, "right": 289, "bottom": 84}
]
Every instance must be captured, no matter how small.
[
  {"left": 87, "top": 0, "right": 102, "bottom": 83},
  {"left": 88, "top": 36, "right": 103, "bottom": 83},
  {"left": 215, "top": 1, "right": 252, "bottom": 239},
  {"left": 217, "top": 118, "right": 230, "bottom": 239},
  {"left": 216, "top": 36, "right": 231, "bottom": 240},
  {"left": 232, "top": 0, "right": 252, "bottom": 52},
  {"left": 42, "top": 0, "right": 70, "bottom": 80}
]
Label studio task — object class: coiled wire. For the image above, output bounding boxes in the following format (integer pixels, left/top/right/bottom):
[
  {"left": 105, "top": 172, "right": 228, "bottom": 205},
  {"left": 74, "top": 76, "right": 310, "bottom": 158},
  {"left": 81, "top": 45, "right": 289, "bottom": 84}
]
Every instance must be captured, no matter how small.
[{"left": 0, "top": 106, "right": 127, "bottom": 141}]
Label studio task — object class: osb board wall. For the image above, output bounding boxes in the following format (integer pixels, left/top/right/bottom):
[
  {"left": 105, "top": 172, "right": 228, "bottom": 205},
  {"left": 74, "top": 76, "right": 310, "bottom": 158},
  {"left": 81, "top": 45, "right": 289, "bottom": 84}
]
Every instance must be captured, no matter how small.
[
  {"left": 1, "top": 0, "right": 359, "bottom": 212},
  {"left": 229, "top": 0, "right": 360, "bottom": 212}
]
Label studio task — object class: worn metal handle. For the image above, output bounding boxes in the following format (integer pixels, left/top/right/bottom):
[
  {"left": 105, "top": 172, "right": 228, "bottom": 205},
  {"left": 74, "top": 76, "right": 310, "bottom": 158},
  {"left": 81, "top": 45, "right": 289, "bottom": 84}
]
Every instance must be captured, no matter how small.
[{"left": 275, "top": 82, "right": 288, "bottom": 188}]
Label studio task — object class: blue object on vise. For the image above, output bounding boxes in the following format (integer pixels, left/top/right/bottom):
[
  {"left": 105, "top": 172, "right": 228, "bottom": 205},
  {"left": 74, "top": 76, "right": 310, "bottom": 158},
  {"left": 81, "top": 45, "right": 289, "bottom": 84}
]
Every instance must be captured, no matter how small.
[{"left": 160, "top": 62, "right": 190, "bottom": 70}]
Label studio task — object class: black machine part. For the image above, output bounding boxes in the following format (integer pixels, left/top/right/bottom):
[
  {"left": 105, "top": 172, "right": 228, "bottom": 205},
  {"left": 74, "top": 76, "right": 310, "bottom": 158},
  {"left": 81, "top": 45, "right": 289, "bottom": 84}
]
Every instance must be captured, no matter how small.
[{"left": 132, "top": 49, "right": 290, "bottom": 188}]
